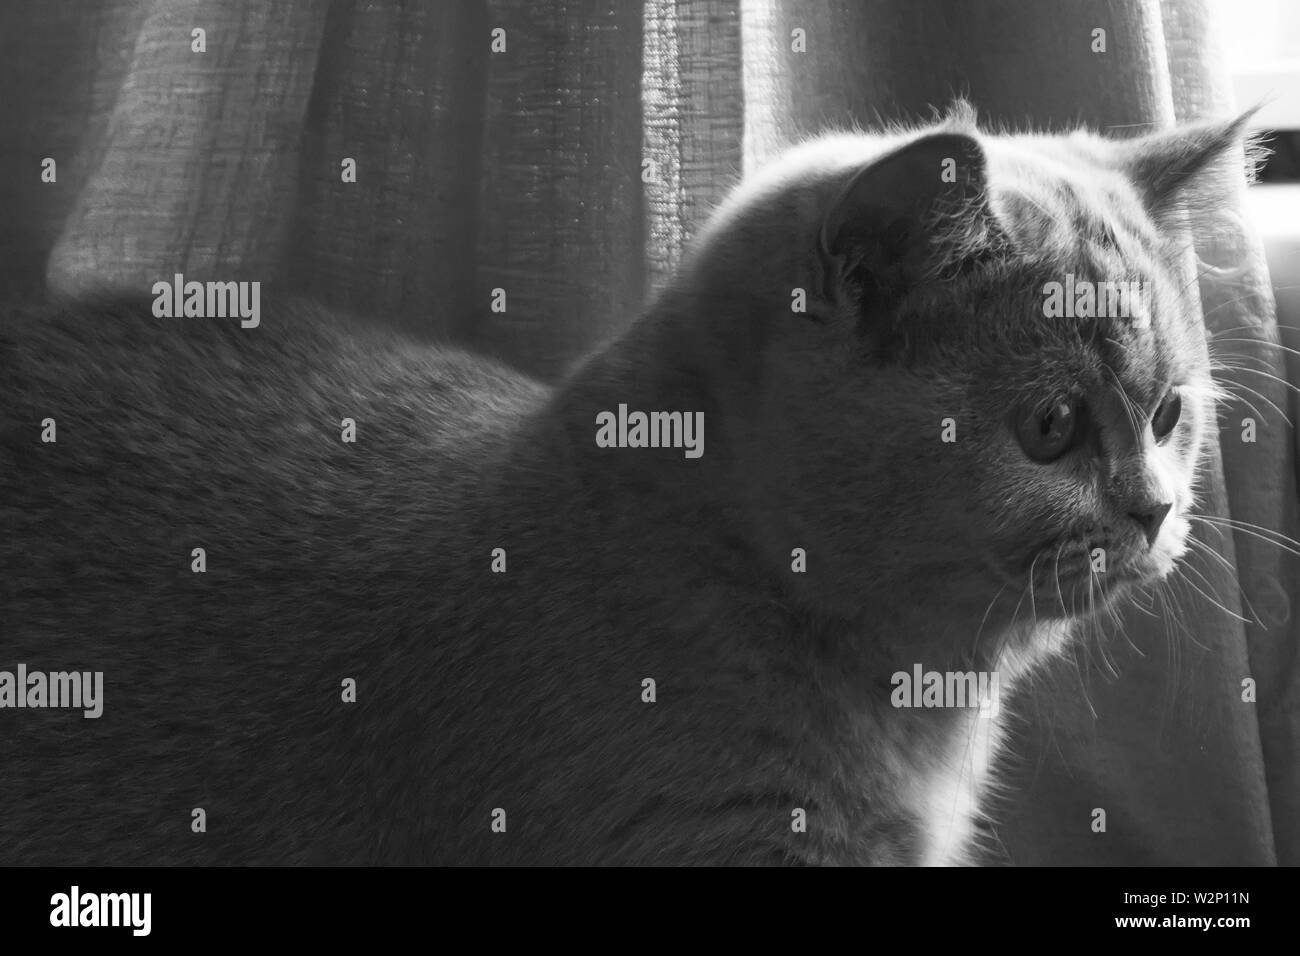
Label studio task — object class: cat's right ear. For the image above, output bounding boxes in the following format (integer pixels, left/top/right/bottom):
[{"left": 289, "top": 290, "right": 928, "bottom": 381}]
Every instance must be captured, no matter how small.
[
  {"left": 1119, "top": 108, "right": 1261, "bottom": 221},
  {"left": 818, "top": 132, "right": 999, "bottom": 304}
]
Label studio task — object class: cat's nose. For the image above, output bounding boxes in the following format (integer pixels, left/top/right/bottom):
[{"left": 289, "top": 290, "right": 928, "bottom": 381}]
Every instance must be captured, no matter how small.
[{"left": 1128, "top": 502, "right": 1172, "bottom": 547}]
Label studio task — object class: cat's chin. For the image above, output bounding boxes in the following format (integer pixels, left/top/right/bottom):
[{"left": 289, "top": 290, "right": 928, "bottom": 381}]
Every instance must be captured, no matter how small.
[
  {"left": 993, "top": 519, "right": 1193, "bottom": 621},
  {"left": 1048, "top": 564, "right": 1147, "bottom": 611},
  {"left": 988, "top": 544, "right": 1180, "bottom": 622},
  {"left": 994, "top": 564, "right": 1161, "bottom": 675}
]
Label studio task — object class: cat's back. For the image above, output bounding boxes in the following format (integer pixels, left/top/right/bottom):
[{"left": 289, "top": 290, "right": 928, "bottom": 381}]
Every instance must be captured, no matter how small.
[
  {"left": 0, "top": 296, "right": 547, "bottom": 864},
  {"left": 0, "top": 295, "right": 542, "bottom": 460},
  {"left": 0, "top": 296, "right": 546, "bottom": 617}
]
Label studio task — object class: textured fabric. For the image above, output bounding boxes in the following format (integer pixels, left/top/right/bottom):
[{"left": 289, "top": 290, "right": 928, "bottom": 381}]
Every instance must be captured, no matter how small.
[
  {"left": 287, "top": 0, "right": 489, "bottom": 340},
  {"left": 644, "top": 0, "right": 743, "bottom": 288},
  {"left": 474, "top": 0, "right": 645, "bottom": 378},
  {"left": 1162, "top": 0, "right": 1300, "bottom": 866},
  {"left": 0, "top": 0, "right": 148, "bottom": 300},
  {"left": 0, "top": 0, "right": 1292, "bottom": 864},
  {"left": 45, "top": 0, "right": 329, "bottom": 296}
]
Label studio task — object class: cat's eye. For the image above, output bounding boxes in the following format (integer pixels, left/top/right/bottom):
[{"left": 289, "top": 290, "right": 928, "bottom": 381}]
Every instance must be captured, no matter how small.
[
  {"left": 1151, "top": 389, "right": 1182, "bottom": 443},
  {"left": 1016, "top": 396, "right": 1086, "bottom": 463}
]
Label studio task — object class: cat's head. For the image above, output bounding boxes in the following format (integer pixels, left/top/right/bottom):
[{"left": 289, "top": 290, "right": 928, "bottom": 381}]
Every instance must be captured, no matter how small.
[{"left": 688, "top": 104, "right": 1254, "bottom": 631}]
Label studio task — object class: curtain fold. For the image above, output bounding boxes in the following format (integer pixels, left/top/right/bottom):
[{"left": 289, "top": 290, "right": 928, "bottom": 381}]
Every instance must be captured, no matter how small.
[
  {"left": 286, "top": 0, "right": 489, "bottom": 340},
  {"left": 644, "top": 0, "right": 744, "bottom": 289},
  {"left": 1161, "top": 0, "right": 1300, "bottom": 866},
  {"left": 44, "top": 0, "right": 330, "bottom": 297},
  {"left": 473, "top": 0, "right": 645, "bottom": 379},
  {"left": 0, "top": 0, "right": 147, "bottom": 301}
]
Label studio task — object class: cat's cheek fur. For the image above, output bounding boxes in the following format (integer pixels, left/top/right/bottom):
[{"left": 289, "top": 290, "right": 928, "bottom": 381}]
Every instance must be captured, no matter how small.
[{"left": 1150, "top": 513, "right": 1192, "bottom": 576}]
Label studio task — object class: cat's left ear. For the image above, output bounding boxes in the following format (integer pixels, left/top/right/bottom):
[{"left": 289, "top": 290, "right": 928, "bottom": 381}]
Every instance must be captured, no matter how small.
[
  {"left": 1120, "top": 108, "right": 1260, "bottom": 219},
  {"left": 819, "top": 132, "right": 1000, "bottom": 302}
]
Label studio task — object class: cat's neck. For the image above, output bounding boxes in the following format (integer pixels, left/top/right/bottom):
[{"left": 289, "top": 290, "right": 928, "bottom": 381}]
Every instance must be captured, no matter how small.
[{"left": 511, "top": 300, "right": 1035, "bottom": 685}]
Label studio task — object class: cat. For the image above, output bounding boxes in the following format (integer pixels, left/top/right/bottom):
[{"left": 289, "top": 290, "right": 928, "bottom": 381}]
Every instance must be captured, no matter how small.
[{"left": 0, "top": 102, "right": 1252, "bottom": 865}]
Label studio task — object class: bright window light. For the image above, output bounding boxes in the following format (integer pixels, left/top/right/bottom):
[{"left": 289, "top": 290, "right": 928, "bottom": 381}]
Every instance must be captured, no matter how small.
[{"left": 1213, "top": 0, "right": 1300, "bottom": 128}]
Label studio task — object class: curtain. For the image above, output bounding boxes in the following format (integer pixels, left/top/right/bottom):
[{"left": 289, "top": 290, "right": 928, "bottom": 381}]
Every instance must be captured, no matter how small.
[{"left": 1, "top": 0, "right": 1293, "bottom": 865}]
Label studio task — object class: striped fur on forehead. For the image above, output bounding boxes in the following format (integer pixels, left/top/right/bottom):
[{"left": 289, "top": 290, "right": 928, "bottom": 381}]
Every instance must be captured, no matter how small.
[
  {"left": 979, "top": 142, "right": 1166, "bottom": 274},
  {"left": 900, "top": 254, "right": 1192, "bottom": 416},
  {"left": 1004, "top": 140, "right": 1153, "bottom": 220},
  {"left": 881, "top": 116, "right": 1219, "bottom": 399}
]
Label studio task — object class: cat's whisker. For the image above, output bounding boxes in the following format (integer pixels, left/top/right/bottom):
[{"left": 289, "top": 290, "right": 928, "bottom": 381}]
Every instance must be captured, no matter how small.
[
  {"left": 1092, "top": 554, "right": 1123, "bottom": 634},
  {"left": 1151, "top": 580, "right": 1171, "bottom": 646},
  {"left": 972, "top": 581, "right": 1009, "bottom": 662},
  {"left": 1085, "top": 569, "right": 1103, "bottom": 669},
  {"left": 1062, "top": 633, "right": 1099, "bottom": 722},
  {"left": 1154, "top": 582, "right": 1183, "bottom": 722},
  {"left": 1211, "top": 318, "right": 1300, "bottom": 337},
  {"left": 1100, "top": 571, "right": 1125, "bottom": 633},
  {"left": 1185, "top": 530, "right": 1244, "bottom": 579},
  {"left": 1211, "top": 355, "right": 1292, "bottom": 388},
  {"left": 1090, "top": 570, "right": 1121, "bottom": 680},
  {"left": 1216, "top": 363, "right": 1300, "bottom": 399},
  {"left": 1185, "top": 538, "right": 1267, "bottom": 628},
  {"left": 1199, "top": 284, "right": 1300, "bottom": 322},
  {"left": 1209, "top": 336, "right": 1300, "bottom": 362},
  {"left": 1185, "top": 533, "right": 1242, "bottom": 578},
  {"left": 1006, "top": 553, "right": 1041, "bottom": 649},
  {"left": 1178, "top": 549, "right": 1257, "bottom": 626},
  {"left": 1027, "top": 551, "right": 1042, "bottom": 631},
  {"left": 1212, "top": 388, "right": 1271, "bottom": 427},
  {"left": 1108, "top": 581, "right": 1147, "bottom": 656},
  {"left": 1211, "top": 378, "right": 1289, "bottom": 425},
  {"left": 1164, "top": 573, "right": 1218, "bottom": 654},
  {"left": 1125, "top": 584, "right": 1159, "bottom": 618},
  {"left": 1191, "top": 514, "right": 1230, "bottom": 543},
  {"left": 1170, "top": 563, "right": 1251, "bottom": 625},
  {"left": 1209, "top": 347, "right": 1278, "bottom": 370},
  {"left": 1050, "top": 546, "right": 1085, "bottom": 684},
  {"left": 1208, "top": 347, "right": 1283, "bottom": 377},
  {"left": 1170, "top": 576, "right": 1211, "bottom": 709},
  {"left": 1190, "top": 514, "right": 1300, "bottom": 557},
  {"left": 1051, "top": 541, "right": 1068, "bottom": 620},
  {"left": 1070, "top": 555, "right": 1101, "bottom": 678},
  {"left": 1213, "top": 386, "right": 1284, "bottom": 427}
]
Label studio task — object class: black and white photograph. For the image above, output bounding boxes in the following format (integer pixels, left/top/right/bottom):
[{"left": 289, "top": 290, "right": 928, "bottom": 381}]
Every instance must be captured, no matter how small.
[{"left": 0, "top": 0, "right": 1297, "bottom": 933}]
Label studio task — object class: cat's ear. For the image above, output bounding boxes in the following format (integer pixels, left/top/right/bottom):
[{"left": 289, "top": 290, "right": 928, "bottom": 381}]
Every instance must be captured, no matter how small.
[
  {"left": 818, "top": 132, "right": 999, "bottom": 300},
  {"left": 1120, "top": 108, "right": 1260, "bottom": 219}
]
